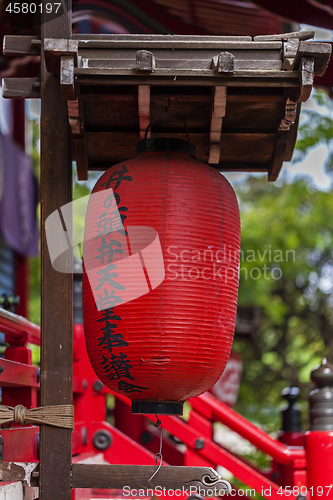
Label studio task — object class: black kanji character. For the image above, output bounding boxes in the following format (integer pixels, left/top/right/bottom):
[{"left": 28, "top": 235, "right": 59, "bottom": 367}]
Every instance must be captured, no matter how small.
[
  {"left": 98, "top": 324, "right": 129, "bottom": 353},
  {"left": 95, "top": 263, "right": 125, "bottom": 291},
  {"left": 100, "top": 165, "right": 133, "bottom": 191},
  {"left": 95, "top": 237, "right": 123, "bottom": 265},
  {"left": 97, "top": 308, "right": 121, "bottom": 323},
  {"left": 95, "top": 209, "right": 127, "bottom": 239},
  {"left": 101, "top": 353, "right": 134, "bottom": 381},
  {"left": 118, "top": 381, "right": 149, "bottom": 393},
  {"left": 95, "top": 289, "right": 123, "bottom": 311}
]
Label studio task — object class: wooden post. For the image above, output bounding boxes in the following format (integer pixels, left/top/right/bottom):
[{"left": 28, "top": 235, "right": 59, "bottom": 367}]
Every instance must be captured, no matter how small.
[{"left": 40, "top": 1, "right": 73, "bottom": 499}]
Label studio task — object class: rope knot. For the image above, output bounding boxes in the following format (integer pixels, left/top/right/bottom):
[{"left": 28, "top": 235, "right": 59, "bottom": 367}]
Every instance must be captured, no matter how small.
[{"left": 13, "top": 405, "right": 26, "bottom": 426}]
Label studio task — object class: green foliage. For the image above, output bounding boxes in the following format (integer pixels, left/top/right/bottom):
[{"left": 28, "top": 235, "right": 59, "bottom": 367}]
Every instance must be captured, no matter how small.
[
  {"left": 233, "top": 177, "right": 333, "bottom": 430},
  {"left": 294, "top": 90, "right": 333, "bottom": 172}
]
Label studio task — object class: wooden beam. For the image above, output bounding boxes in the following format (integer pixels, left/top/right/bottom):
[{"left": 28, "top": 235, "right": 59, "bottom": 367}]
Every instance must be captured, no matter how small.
[
  {"left": 2, "top": 78, "right": 40, "bottom": 99},
  {"left": 288, "top": 57, "right": 314, "bottom": 103},
  {"left": 40, "top": 1, "right": 73, "bottom": 499},
  {"left": 208, "top": 86, "right": 226, "bottom": 164},
  {"left": 3, "top": 35, "right": 40, "bottom": 56},
  {"left": 71, "top": 464, "right": 231, "bottom": 495},
  {"left": 138, "top": 85, "right": 150, "bottom": 139}
]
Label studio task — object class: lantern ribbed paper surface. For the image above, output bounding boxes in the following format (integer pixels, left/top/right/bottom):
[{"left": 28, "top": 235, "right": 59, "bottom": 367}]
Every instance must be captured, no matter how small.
[{"left": 83, "top": 140, "right": 240, "bottom": 415}]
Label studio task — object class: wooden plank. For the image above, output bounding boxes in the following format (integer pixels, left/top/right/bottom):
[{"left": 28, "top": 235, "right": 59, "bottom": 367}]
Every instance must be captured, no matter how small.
[
  {"left": 254, "top": 31, "right": 314, "bottom": 41},
  {"left": 73, "top": 34, "right": 253, "bottom": 41},
  {"left": 80, "top": 92, "right": 283, "bottom": 104},
  {"left": 3, "top": 35, "right": 40, "bottom": 56},
  {"left": 86, "top": 131, "right": 274, "bottom": 164},
  {"left": 88, "top": 161, "right": 270, "bottom": 173},
  {"left": 138, "top": 85, "right": 150, "bottom": 139},
  {"left": 40, "top": 1, "right": 73, "bottom": 499},
  {"left": 74, "top": 74, "right": 300, "bottom": 88},
  {"left": 73, "top": 39, "right": 282, "bottom": 50},
  {"left": 2, "top": 79, "right": 40, "bottom": 99},
  {"left": 71, "top": 464, "right": 230, "bottom": 495}
]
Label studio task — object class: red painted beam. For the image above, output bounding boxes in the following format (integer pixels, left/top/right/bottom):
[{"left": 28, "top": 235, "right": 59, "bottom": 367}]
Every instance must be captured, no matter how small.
[
  {"left": 0, "top": 358, "right": 39, "bottom": 388},
  {"left": 0, "top": 308, "right": 40, "bottom": 346},
  {"left": 190, "top": 393, "right": 305, "bottom": 464}
]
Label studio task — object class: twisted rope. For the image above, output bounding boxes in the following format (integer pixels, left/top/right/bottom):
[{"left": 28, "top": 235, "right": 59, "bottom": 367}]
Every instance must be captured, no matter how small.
[{"left": 0, "top": 404, "right": 74, "bottom": 429}]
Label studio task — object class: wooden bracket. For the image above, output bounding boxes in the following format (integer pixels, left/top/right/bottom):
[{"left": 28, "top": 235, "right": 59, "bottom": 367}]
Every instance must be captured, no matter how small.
[
  {"left": 44, "top": 38, "right": 78, "bottom": 75},
  {"left": 60, "top": 56, "right": 77, "bottom": 101},
  {"left": 138, "top": 85, "right": 150, "bottom": 139},
  {"left": 2, "top": 78, "right": 40, "bottom": 99},
  {"left": 279, "top": 98, "right": 297, "bottom": 131},
  {"left": 136, "top": 50, "right": 155, "bottom": 72},
  {"left": 212, "top": 52, "right": 234, "bottom": 74},
  {"left": 208, "top": 86, "right": 227, "bottom": 164},
  {"left": 288, "top": 56, "right": 314, "bottom": 103}
]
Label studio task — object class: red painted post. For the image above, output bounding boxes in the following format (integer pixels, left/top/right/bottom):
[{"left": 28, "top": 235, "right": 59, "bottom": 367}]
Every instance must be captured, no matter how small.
[
  {"left": 306, "top": 359, "right": 333, "bottom": 500},
  {"left": 276, "top": 387, "right": 305, "bottom": 488}
]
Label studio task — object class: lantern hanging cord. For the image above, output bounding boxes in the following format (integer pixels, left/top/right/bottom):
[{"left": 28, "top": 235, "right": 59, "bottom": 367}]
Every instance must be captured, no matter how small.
[{"left": 146, "top": 415, "right": 163, "bottom": 487}]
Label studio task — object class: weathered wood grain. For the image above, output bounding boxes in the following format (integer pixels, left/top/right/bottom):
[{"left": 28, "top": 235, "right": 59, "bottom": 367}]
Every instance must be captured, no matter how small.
[
  {"left": 71, "top": 464, "right": 231, "bottom": 496},
  {"left": 2, "top": 79, "right": 40, "bottom": 99},
  {"left": 3, "top": 35, "right": 40, "bottom": 56},
  {"left": 40, "top": 2, "right": 73, "bottom": 499}
]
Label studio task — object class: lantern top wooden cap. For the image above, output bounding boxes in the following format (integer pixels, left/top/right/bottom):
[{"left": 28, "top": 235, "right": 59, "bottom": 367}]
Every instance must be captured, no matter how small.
[
  {"left": 137, "top": 138, "right": 196, "bottom": 157},
  {"left": 3, "top": 33, "right": 332, "bottom": 182}
]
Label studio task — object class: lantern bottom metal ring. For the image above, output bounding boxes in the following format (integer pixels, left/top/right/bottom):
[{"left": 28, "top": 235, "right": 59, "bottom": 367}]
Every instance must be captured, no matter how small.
[{"left": 131, "top": 401, "right": 184, "bottom": 415}]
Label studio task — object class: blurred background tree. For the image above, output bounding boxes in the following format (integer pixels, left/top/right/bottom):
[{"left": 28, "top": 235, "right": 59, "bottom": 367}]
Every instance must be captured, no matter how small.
[{"left": 234, "top": 175, "right": 333, "bottom": 430}]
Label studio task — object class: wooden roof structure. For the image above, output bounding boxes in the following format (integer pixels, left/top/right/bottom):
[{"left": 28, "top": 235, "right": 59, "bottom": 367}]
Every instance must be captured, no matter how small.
[{"left": 3, "top": 30, "right": 331, "bottom": 181}]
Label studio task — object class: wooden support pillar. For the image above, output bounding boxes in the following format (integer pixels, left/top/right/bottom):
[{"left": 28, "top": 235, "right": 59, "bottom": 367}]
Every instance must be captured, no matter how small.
[{"left": 40, "top": 1, "right": 73, "bottom": 499}]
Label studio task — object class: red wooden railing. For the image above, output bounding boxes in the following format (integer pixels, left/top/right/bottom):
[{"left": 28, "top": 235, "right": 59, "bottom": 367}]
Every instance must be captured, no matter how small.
[{"left": 0, "top": 309, "right": 308, "bottom": 499}]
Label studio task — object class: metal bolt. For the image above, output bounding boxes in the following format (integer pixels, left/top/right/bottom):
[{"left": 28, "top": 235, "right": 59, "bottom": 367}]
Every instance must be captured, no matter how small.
[
  {"left": 81, "top": 426, "right": 88, "bottom": 447},
  {"left": 93, "top": 429, "right": 112, "bottom": 451},
  {"left": 195, "top": 438, "right": 205, "bottom": 450},
  {"left": 93, "top": 380, "right": 104, "bottom": 392},
  {"left": 140, "top": 431, "right": 153, "bottom": 445}
]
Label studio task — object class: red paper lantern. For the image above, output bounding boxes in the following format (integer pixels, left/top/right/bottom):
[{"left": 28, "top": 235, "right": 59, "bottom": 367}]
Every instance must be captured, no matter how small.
[{"left": 83, "top": 138, "right": 240, "bottom": 415}]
